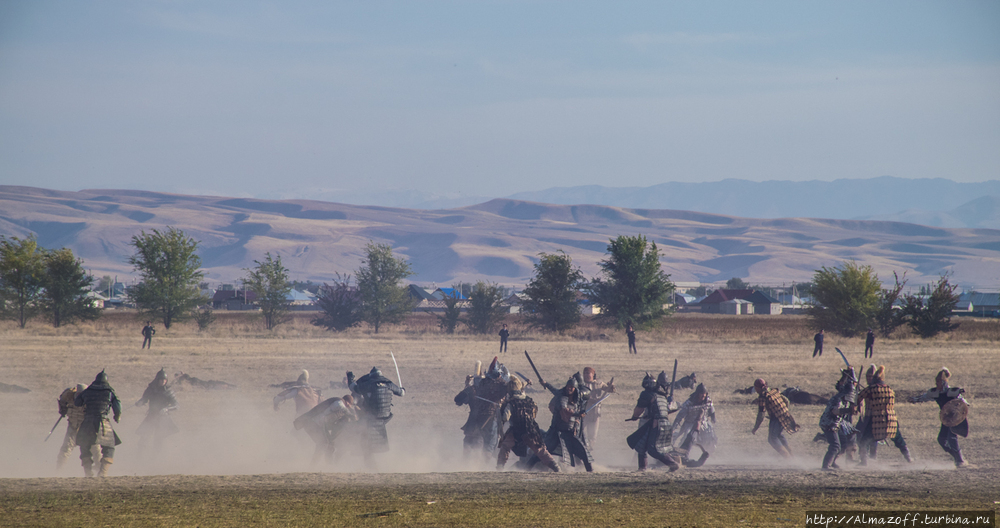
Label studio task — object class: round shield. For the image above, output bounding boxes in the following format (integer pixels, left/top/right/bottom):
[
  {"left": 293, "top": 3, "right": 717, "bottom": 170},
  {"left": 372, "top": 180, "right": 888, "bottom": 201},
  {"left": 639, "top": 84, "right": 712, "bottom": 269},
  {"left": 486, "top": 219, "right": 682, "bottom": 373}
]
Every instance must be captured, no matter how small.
[{"left": 940, "top": 398, "right": 969, "bottom": 427}]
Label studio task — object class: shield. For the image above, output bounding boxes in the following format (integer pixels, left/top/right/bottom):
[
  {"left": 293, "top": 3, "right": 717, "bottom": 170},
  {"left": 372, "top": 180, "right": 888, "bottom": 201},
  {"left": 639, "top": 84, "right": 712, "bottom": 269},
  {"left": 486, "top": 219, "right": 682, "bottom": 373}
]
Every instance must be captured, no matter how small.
[{"left": 940, "top": 398, "right": 968, "bottom": 428}]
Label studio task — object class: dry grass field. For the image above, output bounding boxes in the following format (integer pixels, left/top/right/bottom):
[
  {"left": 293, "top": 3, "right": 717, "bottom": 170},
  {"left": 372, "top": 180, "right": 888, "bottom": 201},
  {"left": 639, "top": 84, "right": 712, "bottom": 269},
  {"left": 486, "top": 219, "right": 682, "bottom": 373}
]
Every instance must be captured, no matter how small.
[{"left": 1, "top": 312, "right": 998, "bottom": 527}]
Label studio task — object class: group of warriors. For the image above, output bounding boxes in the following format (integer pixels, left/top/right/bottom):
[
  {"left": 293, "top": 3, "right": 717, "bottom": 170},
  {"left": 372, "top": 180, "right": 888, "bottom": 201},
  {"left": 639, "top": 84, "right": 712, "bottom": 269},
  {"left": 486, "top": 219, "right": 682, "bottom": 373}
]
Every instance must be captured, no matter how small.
[
  {"left": 758, "top": 361, "right": 971, "bottom": 470},
  {"left": 455, "top": 354, "right": 717, "bottom": 473},
  {"left": 51, "top": 348, "right": 969, "bottom": 477}
]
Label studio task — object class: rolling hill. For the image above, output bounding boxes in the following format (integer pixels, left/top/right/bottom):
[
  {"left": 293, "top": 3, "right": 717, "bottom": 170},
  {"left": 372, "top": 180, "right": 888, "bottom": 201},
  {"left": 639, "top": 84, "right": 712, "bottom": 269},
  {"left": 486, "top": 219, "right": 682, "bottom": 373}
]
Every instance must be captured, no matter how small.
[{"left": 2, "top": 186, "right": 999, "bottom": 289}]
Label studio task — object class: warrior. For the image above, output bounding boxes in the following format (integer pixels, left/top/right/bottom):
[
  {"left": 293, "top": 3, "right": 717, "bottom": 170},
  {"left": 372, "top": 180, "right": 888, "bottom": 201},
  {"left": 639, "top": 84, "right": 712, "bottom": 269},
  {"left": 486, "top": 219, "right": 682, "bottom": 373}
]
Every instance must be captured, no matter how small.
[
  {"left": 818, "top": 367, "right": 858, "bottom": 470},
  {"left": 580, "top": 367, "right": 615, "bottom": 447},
  {"left": 672, "top": 383, "right": 716, "bottom": 468},
  {"left": 292, "top": 395, "right": 359, "bottom": 465},
  {"left": 455, "top": 357, "right": 510, "bottom": 457},
  {"left": 856, "top": 364, "right": 910, "bottom": 465},
  {"left": 273, "top": 370, "right": 322, "bottom": 416},
  {"left": 751, "top": 378, "right": 800, "bottom": 458},
  {"left": 626, "top": 373, "right": 681, "bottom": 471},
  {"left": 347, "top": 367, "right": 404, "bottom": 463},
  {"left": 910, "top": 368, "right": 970, "bottom": 467},
  {"left": 74, "top": 370, "right": 122, "bottom": 477},
  {"left": 56, "top": 384, "right": 97, "bottom": 470},
  {"left": 536, "top": 376, "right": 593, "bottom": 472},
  {"left": 135, "top": 368, "right": 179, "bottom": 454},
  {"left": 497, "top": 377, "right": 559, "bottom": 472}
]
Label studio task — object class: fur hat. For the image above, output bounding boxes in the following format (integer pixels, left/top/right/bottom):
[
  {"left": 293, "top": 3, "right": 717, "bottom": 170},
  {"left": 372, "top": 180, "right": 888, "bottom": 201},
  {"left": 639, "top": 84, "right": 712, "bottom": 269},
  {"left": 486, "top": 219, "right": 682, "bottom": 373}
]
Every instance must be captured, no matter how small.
[
  {"left": 298, "top": 370, "right": 309, "bottom": 383},
  {"left": 583, "top": 366, "right": 596, "bottom": 382},
  {"left": 753, "top": 378, "right": 767, "bottom": 393},
  {"left": 508, "top": 376, "right": 524, "bottom": 392},
  {"left": 936, "top": 367, "right": 951, "bottom": 384},
  {"left": 342, "top": 394, "right": 354, "bottom": 406},
  {"left": 872, "top": 365, "right": 886, "bottom": 384}
]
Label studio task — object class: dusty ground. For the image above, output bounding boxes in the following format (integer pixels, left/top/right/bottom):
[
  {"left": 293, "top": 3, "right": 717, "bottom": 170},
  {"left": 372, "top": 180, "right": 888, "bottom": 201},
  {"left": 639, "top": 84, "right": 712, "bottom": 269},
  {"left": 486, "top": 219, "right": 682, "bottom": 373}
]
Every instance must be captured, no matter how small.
[{"left": 1, "top": 314, "right": 998, "bottom": 526}]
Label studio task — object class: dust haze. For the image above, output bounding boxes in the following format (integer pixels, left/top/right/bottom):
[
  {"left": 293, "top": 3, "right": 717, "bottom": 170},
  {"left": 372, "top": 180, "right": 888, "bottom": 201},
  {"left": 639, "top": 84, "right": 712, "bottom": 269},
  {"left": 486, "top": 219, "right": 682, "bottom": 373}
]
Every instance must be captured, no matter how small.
[{"left": 1, "top": 319, "right": 996, "bottom": 479}]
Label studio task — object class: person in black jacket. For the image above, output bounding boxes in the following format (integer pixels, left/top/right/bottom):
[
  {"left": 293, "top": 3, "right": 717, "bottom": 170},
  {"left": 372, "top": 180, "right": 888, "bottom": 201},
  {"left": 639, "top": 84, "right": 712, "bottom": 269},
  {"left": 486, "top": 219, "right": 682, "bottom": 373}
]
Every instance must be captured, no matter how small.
[
  {"left": 498, "top": 324, "right": 509, "bottom": 353},
  {"left": 864, "top": 329, "right": 875, "bottom": 358},
  {"left": 813, "top": 329, "right": 824, "bottom": 357}
]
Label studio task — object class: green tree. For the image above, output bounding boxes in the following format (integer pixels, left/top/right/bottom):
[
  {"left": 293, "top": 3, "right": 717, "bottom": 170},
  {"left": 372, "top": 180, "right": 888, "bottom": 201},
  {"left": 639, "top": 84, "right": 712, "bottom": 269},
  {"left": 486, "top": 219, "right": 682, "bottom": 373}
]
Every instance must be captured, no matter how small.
[
  {"left": 901, "top": 275, "right": 960, "bottom": 338},
  {"left": 808, "top": 260, "right": 881, "bottom": 337},
  {"left": 312, "top": 274, "right": 363, "bottom": 332},
  {"left": 127, "top": 227, "right": 206, "bottom": 329},
  {"left": 726, "top": 277, "right": 749, "bottom": 290},
  {"left": 521, "top": 251, "right": 584, "bottom": 333},
  {"left": 242, "top": 252, "right": 292, "bottom": 330},
  {"left": 356, "top": 242, "right": 414, "bottom": 333},
  {"left": 465, "top": 281, "right": 507, "bottom": 334},
  {"left": 194, "top": 307, "right": 216, "bottom": 331},
  {"left": 874, "top": 271, "right": 907, "bottom": 338},
  {"left": 433, "top": 294, "right": 463, "bottom": 334},
  {"left": 40, "top": 248, "right": 102, "bottom": 327},
  {"left": 585, "top": 235, "right": 674, "bottom": 328},
  {"left": 0, "top": 235, "right": 45, "bottom": 328}
]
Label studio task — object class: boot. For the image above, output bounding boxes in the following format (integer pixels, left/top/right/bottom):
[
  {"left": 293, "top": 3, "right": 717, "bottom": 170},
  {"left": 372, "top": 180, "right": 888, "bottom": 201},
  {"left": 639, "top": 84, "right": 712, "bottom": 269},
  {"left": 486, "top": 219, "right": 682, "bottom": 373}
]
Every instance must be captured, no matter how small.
[
  {"left": 637, "top": 455, "right": 647, "bottom": 472},
  {"left": 901, "top": 447, "right": 913, "bottom": 463},
  {"left": 775, "top": 445, "right": 793, "bottom": 459},
  {"left": 98, "top": 457, "right": 113, "bottom": 478},
  {"left": 583, "top": 459, "right": 594, "bottom": 473},
  {"left": 547, "top": 461, "right": 560, "bottom": 473},
  {"left": 82, "top": 460, "right": 94, "bottom": 478},
  {"left": 684, "top": 451, "right": 710, "bottom": 468},
  {"left": 953, "top": 450, "right": 968, "bottom": 468}
]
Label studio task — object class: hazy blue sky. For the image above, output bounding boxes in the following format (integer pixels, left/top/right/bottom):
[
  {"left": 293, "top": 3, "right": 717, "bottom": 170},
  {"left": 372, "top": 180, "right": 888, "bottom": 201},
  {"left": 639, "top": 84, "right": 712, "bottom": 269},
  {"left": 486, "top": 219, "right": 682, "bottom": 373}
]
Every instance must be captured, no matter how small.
[{"left": 1, "top": 1, "right": 998, "bottom": 204}]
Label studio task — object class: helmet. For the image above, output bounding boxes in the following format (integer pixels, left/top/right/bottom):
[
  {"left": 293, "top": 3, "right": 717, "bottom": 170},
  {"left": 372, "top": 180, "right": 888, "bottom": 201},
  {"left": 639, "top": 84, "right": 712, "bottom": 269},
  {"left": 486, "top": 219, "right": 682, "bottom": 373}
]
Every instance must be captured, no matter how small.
[
  {"left": 298, "top": 369, "right": 310, "bottom": 383},
  {"left": 693, "top": 383, "right": 707, "bottom": 398},
  {"left": 486, "top": 357, "right": 510, "bottom": 383},
  {"left": 154, "top": 368, "right": 168, "bottom": 382},
  {"left": 565, "top": 376, "right": 579, "bottom": 390},
  {"left": 370, "top": 367, "right": 382, "bottom": 378},
  {"left": 836, "top": 367, "right": 856, "bottom": 393},
  {"left": 94, "top": 370, "right": 108, "bottom": 384},
  {"left": 656, "top": 371, "right": 669, "bottom": 389},
  {"left": 641, "top": 372, "right": 656, "bottom": 390}
]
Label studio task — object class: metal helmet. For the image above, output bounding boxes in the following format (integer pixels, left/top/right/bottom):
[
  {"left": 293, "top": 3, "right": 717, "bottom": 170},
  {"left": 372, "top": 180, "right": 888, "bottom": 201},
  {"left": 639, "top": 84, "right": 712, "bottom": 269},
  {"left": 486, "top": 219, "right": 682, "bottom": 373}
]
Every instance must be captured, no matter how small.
[
  {"left": 565, "top": 376, "right": 579, "bottom": 390},
  {"left": 94, "top": 370, "right": 108, "bottom": 385},
  {"left": 836, "top": 367, "right": 856, "bottom": 393},
  {"left": 641, "top": 372, "right": 656, "bottom": 390},
  {"left": 656, "top": 370, "right": 669, "bottom": 389},
  {"left": 693, "top": 383, "right": 707, "bottom": 398},
  {"left": 370, "top": 367, "right": 382, "bottom": 378},
  {"left": 154, "top": 368, "right": 168, "bottom": 382}
]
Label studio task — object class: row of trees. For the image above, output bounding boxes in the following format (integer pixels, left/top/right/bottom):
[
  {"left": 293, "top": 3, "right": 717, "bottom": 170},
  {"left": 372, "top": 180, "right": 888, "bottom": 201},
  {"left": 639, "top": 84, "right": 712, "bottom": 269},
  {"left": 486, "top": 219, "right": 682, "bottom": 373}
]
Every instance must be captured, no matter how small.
[
  {"left": 809, "top": 261, "right": 961, "bottom": 339},
  {"left": 0, "top": 236, "right": 101, "bottom": 328}
]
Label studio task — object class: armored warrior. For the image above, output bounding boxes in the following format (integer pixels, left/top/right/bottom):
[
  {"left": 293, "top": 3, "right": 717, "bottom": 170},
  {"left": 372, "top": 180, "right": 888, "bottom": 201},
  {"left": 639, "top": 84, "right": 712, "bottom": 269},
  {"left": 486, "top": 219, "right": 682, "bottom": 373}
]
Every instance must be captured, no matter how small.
[
  {"left": 56, "top": 384, "right": 97, "bottom": 470},
  {"left": 626, "top": 373, "right": 681, "bottom": 471},
  {"left": 751, "top": 378, "right": 800, "bottom": 458},
  {"left": 273, "top": 370, "right": 322, "bottom": 416},
  {"left": 292, "top": 395, "right": 359, "bottom": 465},
  {"left": 818, "top": 367, "right": 858, "bottom": 470},
  {"left": 455, "top": 357, "right": 510, "bottom": 457},
  {"left": 348, "top": 367, "right": 405, "bottom": 463},
  {"left": 856, "top": 365, "right": 910, "bottom": 465},
  {"left": 74, "top": 370, "right": 122, "bottom": 477},
  {"left": 580, "top": 367, "right": 614, "bottom": 447},
  {"left": 135, "top": 368, "right": 179, "bottom": 454},
  {"left": 910, "top": 368, "right": 970, "bottom": 467},
  {"left": 536, "top": 376, "right": 593, "bottom": 472},
  {"left": 497, "top": 377, "right": 559, "bottom": 472},
  {"left": 672, "top": 383, "right": 716, "bottom": 468}
]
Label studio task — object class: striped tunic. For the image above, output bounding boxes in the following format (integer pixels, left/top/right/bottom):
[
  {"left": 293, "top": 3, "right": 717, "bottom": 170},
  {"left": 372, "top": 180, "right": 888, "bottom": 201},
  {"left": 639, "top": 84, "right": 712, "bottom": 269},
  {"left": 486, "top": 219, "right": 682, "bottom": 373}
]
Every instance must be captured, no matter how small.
[
  {"left": 757, "top": 388, "right": 797, "bottom": 433},
  {"left": 856, "top": 383, "right": 897, "bottom": 441}
]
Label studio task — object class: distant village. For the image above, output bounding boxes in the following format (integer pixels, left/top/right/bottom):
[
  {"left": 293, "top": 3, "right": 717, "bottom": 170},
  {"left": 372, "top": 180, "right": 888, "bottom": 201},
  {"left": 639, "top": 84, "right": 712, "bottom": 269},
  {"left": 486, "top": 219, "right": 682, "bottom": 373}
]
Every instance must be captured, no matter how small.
[{"left": 88, "top": 279, "right": 1000, "bottom": 319}]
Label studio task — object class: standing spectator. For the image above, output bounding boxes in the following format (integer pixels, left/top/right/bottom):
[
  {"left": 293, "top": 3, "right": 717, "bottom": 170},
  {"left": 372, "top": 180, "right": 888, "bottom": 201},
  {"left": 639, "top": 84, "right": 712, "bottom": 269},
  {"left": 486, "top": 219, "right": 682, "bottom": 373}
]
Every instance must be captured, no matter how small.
[
  {"left": 812, "top": 329, "right": 824, "bottom": 358},
  {"left": 864, "top": 329, "right": 875, "bottom": 358},
  {"left": 498, "top": 324, "right": 509, "bottom": 354},
  {"left": 626, "top": 321, "right": 637, "bottom": 354},
  {"left": 141, "top": 321, "right": 155, "bottom": 349}
]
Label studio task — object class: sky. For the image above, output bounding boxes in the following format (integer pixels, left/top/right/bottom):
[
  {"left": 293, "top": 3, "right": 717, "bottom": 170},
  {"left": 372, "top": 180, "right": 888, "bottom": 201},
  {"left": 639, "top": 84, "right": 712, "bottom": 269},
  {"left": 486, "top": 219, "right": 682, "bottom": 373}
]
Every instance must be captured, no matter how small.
[{"left": 1, "top": 1, "right": 998, "bottom": 206}]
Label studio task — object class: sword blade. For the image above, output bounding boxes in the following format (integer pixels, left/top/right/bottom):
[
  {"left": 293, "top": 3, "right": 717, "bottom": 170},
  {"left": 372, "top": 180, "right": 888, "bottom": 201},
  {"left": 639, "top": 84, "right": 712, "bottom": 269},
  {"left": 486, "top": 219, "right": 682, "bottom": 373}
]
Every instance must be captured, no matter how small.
[
  {"left": 390, "top": 351, "right": 402, "bottom": 389},
  {"left": 585, "top": 393, "right": 612, "bottom": 414},
  {"left": 834, "top": 347, "right": 851, "bottom": 368},
  {"left": 524, "top": 351, "right": 544, "bottom": 383}
]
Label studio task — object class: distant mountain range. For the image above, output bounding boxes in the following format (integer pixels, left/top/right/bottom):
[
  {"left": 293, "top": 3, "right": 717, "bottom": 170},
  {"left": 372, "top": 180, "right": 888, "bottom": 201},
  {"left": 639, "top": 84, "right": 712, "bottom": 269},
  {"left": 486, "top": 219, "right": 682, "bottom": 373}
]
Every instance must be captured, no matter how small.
[
  {"left": 3, "top": 186, "right": 999, "bottom": 290},
  {"left": 505, "top": 177, "right": 1000, "bottom": 229}
]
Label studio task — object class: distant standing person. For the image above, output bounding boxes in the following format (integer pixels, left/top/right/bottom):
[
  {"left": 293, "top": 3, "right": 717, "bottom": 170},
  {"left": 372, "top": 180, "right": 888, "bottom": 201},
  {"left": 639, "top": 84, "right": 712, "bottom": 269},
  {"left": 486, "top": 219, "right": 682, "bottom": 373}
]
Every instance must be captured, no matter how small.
[
  {"left": 142, "top": 322, "right": 155, "bottom": 349},
  {"left": 498, "top": 324, "right": 509, "bottom": 353},
  {"left": 864, "top": 329, "right": 875, "bottom": 359},
  {"left": 626, "top": 321, "right": 637, "bottom": 354},
  {"left": 812, "top": 329, "right": 824, "bottom": 358}
]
